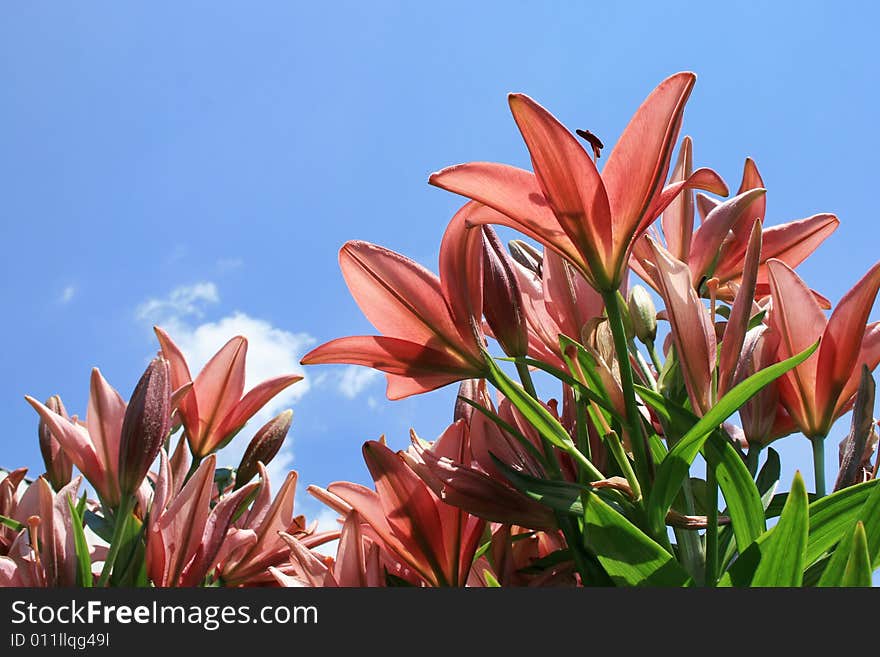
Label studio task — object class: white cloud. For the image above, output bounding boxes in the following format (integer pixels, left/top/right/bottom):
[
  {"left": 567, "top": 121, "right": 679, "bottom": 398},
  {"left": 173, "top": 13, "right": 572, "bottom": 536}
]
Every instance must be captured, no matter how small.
[
  {"left": 136, "top": 282, "right": 219, "bottom": 322},
  {"left": 337, "top": 366, "right": 381, "bottom": 399},
  {"left": 60, "top": 285, "right": 76, "bottom": 304},
  {"left": 139, "top": 283, "right": 315, "bottom": 482}
]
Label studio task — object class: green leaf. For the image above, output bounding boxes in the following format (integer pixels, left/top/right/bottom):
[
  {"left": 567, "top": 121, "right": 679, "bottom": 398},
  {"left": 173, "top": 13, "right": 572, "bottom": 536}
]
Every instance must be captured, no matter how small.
[
  {"left": 485, "top": 355, "right": 577, "bottom": 454},
  {"left": 755, "top": 448, "right": 781, "bottom": 499},
  {"left": 817, "top": 479, "right": 880, "bottom": 586},
  {"left": 66, "top": 495, "right": 93, "bottom": 587},
  {"left": 721, "top": 472, "right": 810, "bottom": 587},
  {"left": 750, "top": 472, "right": 809, "bottom": 586},
  {"left": 806, "top": 479, "right": 879, "bottom": 565},
  {"left": 704, "top": 432, "right": 765, "bottom": 552},
  {"left": 517, "top": 548, "right": 573, "bottom": 574},
  {"left": 512, "top": 356, "right": 618, "bottom": 417},
  {"left": 482, "top": 570, "right": 502, "bottom": 587},
  {"left": 84, "top": 510, "right": 114, "bottom": 543},
  {"left": 581, "top": 492, "right": 691, "bottom": 587},
  {"left": 0, "top": 514, "right": 25, "bottom": 533},
  {"left": 635, "top": 386, "right": 693, "bottom": 440},
  {"left": 491, "top": 457, "right": 588, "bottom": 515},
  {"left": 840, "top": 523, "right": 872, "bottom": 587},
  {"left": 644, "top": 340, "right": 818, "bottom": 536}
]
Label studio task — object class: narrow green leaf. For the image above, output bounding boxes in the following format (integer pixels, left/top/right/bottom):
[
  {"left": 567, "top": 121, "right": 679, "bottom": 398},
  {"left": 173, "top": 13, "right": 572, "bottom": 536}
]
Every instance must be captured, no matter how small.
[
  {"left": 704, "top": 432, "right": 765, "bottom": 552},
  {"left": 0, "top": 514, "right": 25, "bottom": 533},
  {"left": 517, "top": 548, "right": 572, "bottom": 574},
  {"left": 840, "top": 522, "right": 872, "bottom": 587},
  {"left": 817, "top": 479, "right": 880, "bottom": 586},
  {"left": 581, "top": 492, "right": 691, "bottom": 587},
  {"left": 750, "top": 472, "right": 808, "bottom": 586},
  {"left": 644, "top": 340, "right": 818, "bottom": 536},
  {"left": 513, "top": 356, "right": 618, "bottom": 417},
  {"left": 66, "top": 495, "right": 93, "bottom": 587},
  {"left": 491, "top": 457, "right": 587, "bottom": 515},
  {"left": 485, "top": 356, "right": 577, "bottom": 454},
  {"left": 84, "top": 510, "right": 114, "bottom": 543},
  {"left": 755, "top": 448, "right": 781, "bottom": 498},
  {"left": 806, "top": 479, "right": 879, "bottom": 565},
  {"left": 482, "top": 570, "right": 502, "bottom": 587}
]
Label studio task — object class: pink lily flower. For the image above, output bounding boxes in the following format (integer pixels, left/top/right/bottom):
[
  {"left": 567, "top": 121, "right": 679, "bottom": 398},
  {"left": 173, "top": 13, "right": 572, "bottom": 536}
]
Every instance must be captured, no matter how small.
[
  {"left": 328, "top": 440, "right": 486, "bottom": 587},
  {"left": 0, "top": 477, "right": 81, "bottom": 587},
  {"left": 26, "top": 369, "right": 130, "bottom": 508},
  {"left": 767, "top": 259, "right": 880, "bottom": 438},
  {"left": 737, "top": 328, "right": 799, "bottom": 447},
  {"left": 271, "top": 511, "right": 385, "bottom": 587},
  {"left": 214, "top": 464, "right": 311, "bottom": 587},
  {"left": 403, "top": 409, "right": 558, "bottom": 531},
  {"left": 430, "top": 72, "right": 727, "bottom": 292},
  {"left": 146, "top": 453, "right": 258, "bottom": 587},
  {"left": 154, "top": 327, "right": 302, "bottom": 459},
  {"left": 301, "top": 201, "right": 495, "bottom": 399},
  {"left": 0, "top": 468, "right": 29, "bottom": 554},
  {"left": 646, "top": 237, "right": 717, "bottom": 415},
  {"left": 636, "top": 142, "right": 838, "bottom": 304}
]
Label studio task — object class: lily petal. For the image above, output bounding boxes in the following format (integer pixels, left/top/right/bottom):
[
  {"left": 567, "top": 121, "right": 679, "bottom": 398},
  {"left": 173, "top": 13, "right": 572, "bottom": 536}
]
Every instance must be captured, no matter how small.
[
  {"left": 508, "top": 92, "right": 613, "bottom": 284},
  {"left": 816, "top": 261, "right": 880, "bottom": 428},
  {"left": 603, "top": 72, "right": 695, "bottom": 255},
  {"left": 301, "top": 335, "right": 481, "bottom": 400},
  {"left": 428, "top": 162, "right": 581, "bottom": 269},
  {"left": 766, "top": 260, "right": 826, "bottom": 434}
]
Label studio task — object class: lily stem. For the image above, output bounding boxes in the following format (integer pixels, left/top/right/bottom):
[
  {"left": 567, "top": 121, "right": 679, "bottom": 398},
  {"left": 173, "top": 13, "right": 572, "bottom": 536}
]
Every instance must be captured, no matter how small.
[
  {"left": 603, "top": 290, "right": 653, "bottom": 494},
  {"left": 811, "top": 436, "right": 827, "bottom": 497},
  {"left": 96, "top": 495, "right": 135, "bottom": 587}
]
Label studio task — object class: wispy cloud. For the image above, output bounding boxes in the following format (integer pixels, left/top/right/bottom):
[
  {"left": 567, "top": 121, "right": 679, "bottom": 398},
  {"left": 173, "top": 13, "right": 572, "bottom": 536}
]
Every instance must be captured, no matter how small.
[
  {"left": 337, "top": 366, "right": 382, "bottom": 399},
  {"left": 138, "top": 282, "right": 315, "bottom": 481},
  {"left": 136, "top": 282, "right": 219, "bottom": 322}
]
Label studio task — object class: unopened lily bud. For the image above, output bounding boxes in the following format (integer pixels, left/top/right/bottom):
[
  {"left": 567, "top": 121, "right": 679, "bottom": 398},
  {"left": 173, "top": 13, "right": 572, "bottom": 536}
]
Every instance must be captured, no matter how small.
[
  {"left": 235, "top": 409, "right": 293, "bottom": 489},
  {"left": 508, "top": 239, "right": 543, "bottom": 276},
  {"left": 482, "top": 227, "right": 529, "bottom": 357},
  {"left": 38, "top": 395, "right": 74, "bottom": 491},
  {"left": 118, "top": 357, "right": 172, "bottom": 499},
  {"left": 628, "top": 285, "right": 657, "bottom": 343},
  {"left": 454, "top": 380, "right": 483, "bottom": 424}
]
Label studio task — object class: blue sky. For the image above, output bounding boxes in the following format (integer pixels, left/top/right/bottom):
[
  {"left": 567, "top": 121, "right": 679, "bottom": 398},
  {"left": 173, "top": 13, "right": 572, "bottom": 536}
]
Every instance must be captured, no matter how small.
[{"left": 1, "top": 2, "right": 878, "bottom": 522}]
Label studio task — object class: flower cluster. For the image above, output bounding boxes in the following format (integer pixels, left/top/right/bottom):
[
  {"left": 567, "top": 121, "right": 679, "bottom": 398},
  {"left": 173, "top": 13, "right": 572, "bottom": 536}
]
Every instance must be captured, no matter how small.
[{"left": 2, "top": 72, "right": 878, "bottom": 587}]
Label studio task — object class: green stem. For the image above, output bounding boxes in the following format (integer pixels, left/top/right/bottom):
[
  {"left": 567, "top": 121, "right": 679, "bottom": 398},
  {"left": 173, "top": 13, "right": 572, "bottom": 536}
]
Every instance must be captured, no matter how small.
[
  {"left": 646, "top": 339, "right": 664, "bottom": 378},
  {"left": 574, "top": 391, "right": 591, "bottom": 463},
  {"left": 603, "top": 291, "right": 653, "bottom": 493},
  {"left": 185, "top": 455, "right": 203, "bottom": 482},
  {"left": 705, "top": 463, "right": 719, "bottom": 587},
  {"left": 811, "top": 436, "right": 826, "bottom": 497},
  {"left": 674, "top": 477, "right": 705, "bottom": 585},
  {"left": 96, "top": 495, "right": 135, "bottom": 587},
  {"left": 513, "top": 360, "right": 599, "bottom": 584},
  {"left": 629, "top": 340, "right": 657, "bottom": 391}
]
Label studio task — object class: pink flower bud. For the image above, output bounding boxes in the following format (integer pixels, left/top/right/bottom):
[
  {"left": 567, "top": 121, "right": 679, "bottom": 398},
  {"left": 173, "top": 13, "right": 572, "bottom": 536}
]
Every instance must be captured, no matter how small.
[
  {"left": 117, "top": 357, "right": 172, "bottom": 499},
  {"left": 235, "top": 409, "right": 293, "bottom": 488},
  {"left": 37, "top": 395, "right": 74, "bottom": 491},
  {"left": 481, "top": 227, "right": 529, "bottom": 357}
]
